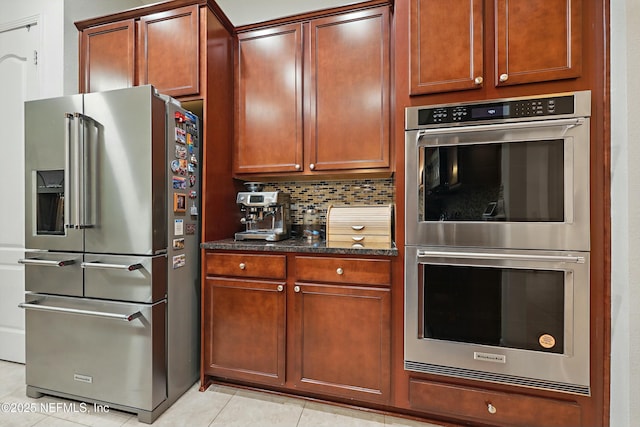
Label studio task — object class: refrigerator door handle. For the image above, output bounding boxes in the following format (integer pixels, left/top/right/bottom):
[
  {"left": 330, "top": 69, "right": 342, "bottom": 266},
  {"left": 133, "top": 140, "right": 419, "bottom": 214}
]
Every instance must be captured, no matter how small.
[
  {"left": 65, "top": 112, "right": 97, "bottom": 229},
  {"left": 18, "top": 302, "right": 142, "bottom": 322},
  {"left": 64, "top": 113, "right": 75, "bottom": 229},
  {"left": 18, "top": 258, "right": 76, "bottom": 267},
  {"left": 76, "top": 113, "right": 97, "bottom": 229},
  {"left": 81, "top": 262, "right": 145, "bottom": 272}
]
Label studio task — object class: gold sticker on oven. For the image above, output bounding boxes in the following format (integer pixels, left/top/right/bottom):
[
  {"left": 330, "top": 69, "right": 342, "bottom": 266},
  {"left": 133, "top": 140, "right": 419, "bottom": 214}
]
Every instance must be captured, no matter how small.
[{"left": 539, "top": 334, "right": 556, "bottom": 349}]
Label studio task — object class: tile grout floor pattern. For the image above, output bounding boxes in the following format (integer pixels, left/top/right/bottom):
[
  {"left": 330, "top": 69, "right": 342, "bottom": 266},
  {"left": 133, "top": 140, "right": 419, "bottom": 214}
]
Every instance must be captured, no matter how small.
[{"left": 0, "top": 360, "right": 445, "bottom": 427}]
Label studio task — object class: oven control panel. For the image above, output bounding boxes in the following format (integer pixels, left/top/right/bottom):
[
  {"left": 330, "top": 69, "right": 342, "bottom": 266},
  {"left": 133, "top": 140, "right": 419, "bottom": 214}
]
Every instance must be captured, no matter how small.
[{"left": 417, "top": 94, "right": 576, "bottom": 125}]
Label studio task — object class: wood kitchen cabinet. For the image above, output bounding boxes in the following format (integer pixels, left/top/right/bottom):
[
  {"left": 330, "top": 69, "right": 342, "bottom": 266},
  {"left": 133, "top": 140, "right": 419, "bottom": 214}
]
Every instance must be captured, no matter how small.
[
  {"left": 290, "top": 256, "right": 391, "bottom": 404},
  {"left": 79, "top": 5, "right": 200, "bottom": 98},
  {"left": 409, "top": 378, "right": 581, "bottom": 427},
  {"left": 234, "top": 4, "right": 391, "bottom": 177},
  {"left": 410, "top": 0, "right": 583, "bottom": 95},
  {"left": 80, "top": 20, "right": 136, "bottom": 93},
  {"left": 203, "top": 253, "right": 287, "bottom": 386},
  {"left": 202, "top": 251, "right": 392, "bottom": 405}
]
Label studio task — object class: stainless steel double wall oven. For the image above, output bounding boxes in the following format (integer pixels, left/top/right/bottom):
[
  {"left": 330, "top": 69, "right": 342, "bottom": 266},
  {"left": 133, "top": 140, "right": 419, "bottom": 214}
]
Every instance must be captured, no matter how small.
[{"left": 404, "top": 91, "right": 592, "bottom": 395}]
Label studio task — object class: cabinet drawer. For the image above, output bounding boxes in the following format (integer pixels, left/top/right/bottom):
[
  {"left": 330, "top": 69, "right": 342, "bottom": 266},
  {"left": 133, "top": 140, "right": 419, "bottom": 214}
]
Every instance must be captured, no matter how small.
[
  {"left": 409, "top": 378, "right": 581, "bottom": 427},
  {"left": 295, "top": 256, "right": 390, "bottom": 286},
  {"left": 206, "top": 252, "right": 286, "bottom": 280}
]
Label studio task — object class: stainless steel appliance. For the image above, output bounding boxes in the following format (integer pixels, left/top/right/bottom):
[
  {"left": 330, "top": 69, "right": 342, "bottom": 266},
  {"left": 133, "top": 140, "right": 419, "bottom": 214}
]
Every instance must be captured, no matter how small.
[
  {"left": 18, "top": 85, "right": 200, "bottom": 423},
  {"left": 404, "top": 246, "right": 590, "bottom": 394},
  {"left": 404, "top": 92, "right": 592, "bottom": 396},
  {"left": 405, "top": 91, "right": 591, "bottom": 251},
  {"left": 235, "top": 183, "right": 291, "bottom": 241}
]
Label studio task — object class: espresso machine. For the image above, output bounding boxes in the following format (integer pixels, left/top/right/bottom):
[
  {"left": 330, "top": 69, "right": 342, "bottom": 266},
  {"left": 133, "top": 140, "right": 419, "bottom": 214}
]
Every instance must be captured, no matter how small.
[{"left": 235, "top": 182, "right": 291, "bottom": 241}]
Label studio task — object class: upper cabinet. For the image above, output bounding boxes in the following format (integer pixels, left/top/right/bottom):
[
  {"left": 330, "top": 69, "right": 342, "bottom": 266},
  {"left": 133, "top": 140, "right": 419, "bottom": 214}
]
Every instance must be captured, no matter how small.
[
  {"left": 80, "top": 20, "right": 136, "bottom": 93},
  {"left": 234, "top": 5, "right": 391, "bottom": 177},
  {"left": 410, "top": 0, "right": 582, "bottom": 95},
  {"left": 79, "top": 5, "right": 201, "bottom": 98}
]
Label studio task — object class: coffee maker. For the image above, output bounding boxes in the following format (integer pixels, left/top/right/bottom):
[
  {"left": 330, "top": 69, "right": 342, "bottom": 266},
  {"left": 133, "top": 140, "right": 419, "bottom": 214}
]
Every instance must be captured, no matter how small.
[{"left": 235, "top": 182, "right": 291, "bottom": 241}]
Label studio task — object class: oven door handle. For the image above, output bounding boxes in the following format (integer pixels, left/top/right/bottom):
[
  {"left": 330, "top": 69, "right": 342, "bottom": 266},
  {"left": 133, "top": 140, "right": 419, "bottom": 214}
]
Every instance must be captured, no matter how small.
[
  {"left": 416, "top": 117, "right": 585, "bottom": 139},
  {"left": 18, "top": 302, "right": 142, "bottom": 322},
  {"left": 416, "top": 250, "right": 586, "bottom": 264}
]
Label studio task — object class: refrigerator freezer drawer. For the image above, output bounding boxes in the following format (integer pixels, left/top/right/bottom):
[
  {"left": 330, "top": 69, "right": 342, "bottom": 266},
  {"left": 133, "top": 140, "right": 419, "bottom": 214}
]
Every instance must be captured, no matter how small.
[
  {"left": 20, "top": 252, "right": 83, "bottom": 297},
  {"left": 22, "top": 294, "right": 166, "bottom": 412},
  {"left": 83, "top": 254, "right": 167, "bottom": 303}
]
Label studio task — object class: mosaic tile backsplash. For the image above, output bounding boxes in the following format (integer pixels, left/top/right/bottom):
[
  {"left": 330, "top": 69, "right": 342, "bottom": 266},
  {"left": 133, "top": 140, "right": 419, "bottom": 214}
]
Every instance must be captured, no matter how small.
[{"left": 260, "top": 178, "right": 395, "bottom": 225}]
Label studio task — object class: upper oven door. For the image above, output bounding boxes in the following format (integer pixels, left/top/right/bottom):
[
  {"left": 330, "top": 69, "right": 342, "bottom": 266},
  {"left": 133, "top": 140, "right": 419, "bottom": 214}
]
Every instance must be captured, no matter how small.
[{"left": 405, "top": 117, "right": 590, "bottom": 250}]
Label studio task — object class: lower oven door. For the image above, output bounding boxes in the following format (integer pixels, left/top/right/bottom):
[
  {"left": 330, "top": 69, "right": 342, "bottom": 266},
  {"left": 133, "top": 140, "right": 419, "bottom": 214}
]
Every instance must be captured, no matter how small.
[
  {"left": 404, "top": 246, "right": 590, "bottom": 395},
  {"left": 20, "top": 294, "right": 167, "bottom": 411}
]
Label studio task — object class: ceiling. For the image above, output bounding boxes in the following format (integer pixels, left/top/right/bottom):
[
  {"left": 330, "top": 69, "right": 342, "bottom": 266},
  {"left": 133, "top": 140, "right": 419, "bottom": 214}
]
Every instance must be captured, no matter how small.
[{"left": 204, "top": 0, "right": 364, "bottom": 27}]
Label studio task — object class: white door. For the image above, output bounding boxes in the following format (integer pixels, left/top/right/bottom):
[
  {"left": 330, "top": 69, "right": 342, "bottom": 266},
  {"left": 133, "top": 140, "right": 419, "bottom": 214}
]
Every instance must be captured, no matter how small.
[{"left": 0, "top": 19, "right": 40, "bottom": 363}]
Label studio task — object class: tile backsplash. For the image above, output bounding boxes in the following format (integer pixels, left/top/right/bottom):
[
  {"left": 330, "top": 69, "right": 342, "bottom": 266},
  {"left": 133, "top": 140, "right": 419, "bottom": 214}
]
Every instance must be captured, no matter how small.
[{"left": 260, "top": 178, "right": 395, "bottom": 225}]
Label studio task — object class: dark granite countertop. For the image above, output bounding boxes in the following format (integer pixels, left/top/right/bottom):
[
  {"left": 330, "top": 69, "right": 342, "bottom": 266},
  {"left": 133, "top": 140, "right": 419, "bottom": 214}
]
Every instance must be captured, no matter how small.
[{"left": 201, "top": 237, "right": 398, "bottom": 256}]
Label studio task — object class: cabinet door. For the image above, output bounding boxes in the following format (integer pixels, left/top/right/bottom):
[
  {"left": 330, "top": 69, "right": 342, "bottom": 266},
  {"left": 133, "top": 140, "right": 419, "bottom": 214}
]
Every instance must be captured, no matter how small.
[
  {"left": 203, "top": 277, "right": 286, "bottom": 386},
  {"left": 290, "top": 283, "right": 391, "bottom": 404},
  {"left": 309, "top": 7, "right": 390, "bottom": 172},
  {"left": 410, "top": 0, "right": 484, "bottom": 95},
  {"left": 234, "top": 24, "right": 304, "bottom": 174},
  {"left": 80, "top": 20, "right": 135, "bottom": 93},
  {"left": 138, "top": 5, "right": 200, "bottom": 97},
  {"left": 495, "top": 0, "right": 582, "bottom": 86}
]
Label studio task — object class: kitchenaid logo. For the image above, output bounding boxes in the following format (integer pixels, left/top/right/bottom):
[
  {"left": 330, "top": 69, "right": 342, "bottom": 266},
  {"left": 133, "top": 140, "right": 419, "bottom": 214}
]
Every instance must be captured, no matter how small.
[
  {"left": 474, "top": 352, "right": 507, "bottom": 364},
  {"left": 73, "top": 374, "right": 93, "bottom": 384}
]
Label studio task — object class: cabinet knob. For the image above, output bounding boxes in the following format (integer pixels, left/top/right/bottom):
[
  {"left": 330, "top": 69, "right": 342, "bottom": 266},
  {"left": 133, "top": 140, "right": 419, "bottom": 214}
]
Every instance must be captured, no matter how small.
[
  {"left": 499, "top": 73, "right": 509, "bottom": 82},
  {"left": 336, "top": 267, "right": 344, "bottom": 275},
  {"left": 294, "top": 285, "right": 301, "bottom": 293},
  {"left": 295, "top": 164, "right": 301, "bottom": 170},
  {"left": 474, "top": 76, "right": 483, "bottom": 85},
  {"left": 487, "top": 403, "right": 497, "bottom": 414},
  {"left": 239, "top": 262, "right": 246, "bottom": 270},
  {"left": 277, "top": 285, "right": 284, "bottom": 292},
  {"left": 309, "top": 163, "right": 315, "bottom": 170}
]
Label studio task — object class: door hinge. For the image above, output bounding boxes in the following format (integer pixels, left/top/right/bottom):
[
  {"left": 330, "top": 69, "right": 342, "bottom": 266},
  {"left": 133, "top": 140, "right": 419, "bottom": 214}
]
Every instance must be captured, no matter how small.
[{"left": 33, "top": 50, "right": 38, "bottom": 65}]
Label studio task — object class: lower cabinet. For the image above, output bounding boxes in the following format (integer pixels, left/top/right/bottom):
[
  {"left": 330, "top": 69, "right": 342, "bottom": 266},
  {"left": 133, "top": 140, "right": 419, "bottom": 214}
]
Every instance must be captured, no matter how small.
[
  {"left": 290, "top": 283, "right": 390, "bottom": 404},
  {"left": 202, "top": 251, "right": 391, "bottom": 405},
  {"left": 203, "top": 277, "right": 286, "bottom": 386},
  {"left": 409, "top": 378, "right": 582, "bottom": 427}
]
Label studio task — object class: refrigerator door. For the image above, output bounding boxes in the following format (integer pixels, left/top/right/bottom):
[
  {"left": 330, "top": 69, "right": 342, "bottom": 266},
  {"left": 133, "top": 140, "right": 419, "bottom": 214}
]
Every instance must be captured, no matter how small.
[
  {"left": 25, "top": 94, "right": 84, "bottom": 252},
  {"left": 19, "top": 251, "right": 83, "bottom": 297},
  {"left": 22, "top": 294, "right": 167, "bottom": 412},
  {"left": 83, "top": 254, "right": 167, "bottom": 303},
  {"left": 84, "top": 86, "right": 167, "bottom": 255}
]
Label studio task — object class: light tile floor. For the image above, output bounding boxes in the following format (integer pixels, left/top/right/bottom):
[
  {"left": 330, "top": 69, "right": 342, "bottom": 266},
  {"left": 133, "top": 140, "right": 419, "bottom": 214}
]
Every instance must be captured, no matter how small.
[{"left": 0, "top": 360, "right": 446, "bottom": 427}]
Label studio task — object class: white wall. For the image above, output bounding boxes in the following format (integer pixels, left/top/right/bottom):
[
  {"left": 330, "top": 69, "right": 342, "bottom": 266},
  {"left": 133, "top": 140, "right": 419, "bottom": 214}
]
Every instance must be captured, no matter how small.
[
  {"left": 1, "top": 0, "right": 65, "bottom": 98},
  {"left": 610, "top": 0, "right": 640, "bottom": 425}
]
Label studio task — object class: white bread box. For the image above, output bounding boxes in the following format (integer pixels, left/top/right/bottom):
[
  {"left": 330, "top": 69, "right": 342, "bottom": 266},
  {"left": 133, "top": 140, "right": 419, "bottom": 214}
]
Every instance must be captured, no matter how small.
[{"left": 326, "top": 204, "right": 393, "bottom": 247}]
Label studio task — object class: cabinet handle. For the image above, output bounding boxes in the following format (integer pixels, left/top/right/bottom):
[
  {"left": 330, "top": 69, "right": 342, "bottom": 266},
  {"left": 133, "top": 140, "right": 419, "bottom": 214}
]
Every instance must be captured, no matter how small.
[
  {"left": 487, "top": 403, "right": 497, "bottom": 414},
  {"left": 336, "top": 267, "right": 344, "bottom": 275},
  {"left": 239, "top": 262, "right": 246, "bottom": 270},
  {"left": 295, "top": 164, "right": 301, "bottom": 170},
  {"left": 294, "top": 285, "right": 301, "bottom": 293},
  {"left": 277, "top": 285, "right": 284, "bottom": 292},
  {"left": 309, "top": 163, "right": 315, "bottom": 170},
  {"left": 499, "top": 73, "right": 509, "bottom": 82},
  {"left": 351, "top": 225, "right": 365, "bottom": 231},
  {"left": 474, "top": 76, "right": 483, "bottom": 85}
]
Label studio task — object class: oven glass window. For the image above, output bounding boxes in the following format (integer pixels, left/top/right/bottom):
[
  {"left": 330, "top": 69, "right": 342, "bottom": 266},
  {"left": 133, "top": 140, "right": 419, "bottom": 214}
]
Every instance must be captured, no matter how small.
[
  {"left": 420, "top": 140, "right": 564, "bottom": 222},
  {"left": 422, "top": 264, "right": 565, "bottom": 354}
]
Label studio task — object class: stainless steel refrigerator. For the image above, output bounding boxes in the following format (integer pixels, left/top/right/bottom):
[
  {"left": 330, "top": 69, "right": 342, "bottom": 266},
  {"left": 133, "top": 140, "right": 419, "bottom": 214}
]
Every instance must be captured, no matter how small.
[{"left": 19, "top": 85, "right": 200, "bottom": 423}]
